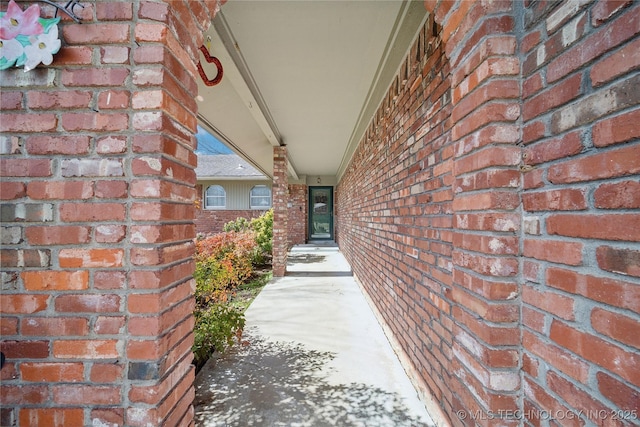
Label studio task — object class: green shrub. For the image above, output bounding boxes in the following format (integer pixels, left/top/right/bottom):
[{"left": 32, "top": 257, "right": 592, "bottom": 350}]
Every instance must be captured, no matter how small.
[
  {"left": 194, "top": 231, "right": 256, "bottom": 306},
  {"left": 224, "top": 209, "right": 273, "bottom": 265},
  {"left": 193, "top": 303, "right": 245, "bottom": 369}
]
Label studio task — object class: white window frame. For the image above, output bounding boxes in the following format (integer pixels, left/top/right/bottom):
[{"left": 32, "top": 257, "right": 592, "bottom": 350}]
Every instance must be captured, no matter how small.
[
  {"left": 250, "top": 185, "right": 272, "bottom": 209},
  {"left": 205, "top": 185, "right": 226, "bottom": 209}
]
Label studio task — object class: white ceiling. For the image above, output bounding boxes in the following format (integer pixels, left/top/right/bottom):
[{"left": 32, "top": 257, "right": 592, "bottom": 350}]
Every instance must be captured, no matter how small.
[{"left": 196, "top": 0, "right": 427, "bottom": 180}]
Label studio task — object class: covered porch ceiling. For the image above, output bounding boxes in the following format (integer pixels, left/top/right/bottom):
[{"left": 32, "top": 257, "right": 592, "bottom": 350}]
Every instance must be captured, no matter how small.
[{"left": 196, "top": 0, "right": 428, "bottom": 181}]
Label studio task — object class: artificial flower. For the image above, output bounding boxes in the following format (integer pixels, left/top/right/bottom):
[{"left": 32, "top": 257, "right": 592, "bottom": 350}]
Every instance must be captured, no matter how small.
[
  {"left": 23, "top": 23, "right": 60, "bottom": 71},
  {"left": 0, "top": 0, "right": 43, "bottom": 40},
  {"left": 0, "top": 37, "right": 23, "bottom": 62}
]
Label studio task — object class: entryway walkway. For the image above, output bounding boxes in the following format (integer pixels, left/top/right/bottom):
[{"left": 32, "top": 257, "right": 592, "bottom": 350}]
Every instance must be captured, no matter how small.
[{"left": 194, "top": 244, "right": 436, "bottom": 426}]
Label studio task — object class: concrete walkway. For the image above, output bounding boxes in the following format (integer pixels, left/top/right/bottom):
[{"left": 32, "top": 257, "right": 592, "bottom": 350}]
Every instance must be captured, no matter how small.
[{"left": 194, "top": 244, "right": 436, "bottom": 426}]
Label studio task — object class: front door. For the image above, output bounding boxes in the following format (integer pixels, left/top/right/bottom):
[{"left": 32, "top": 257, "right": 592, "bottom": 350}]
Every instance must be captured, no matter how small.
[{"left": 309, "top": 186, "right": 333, "bottom": 240}]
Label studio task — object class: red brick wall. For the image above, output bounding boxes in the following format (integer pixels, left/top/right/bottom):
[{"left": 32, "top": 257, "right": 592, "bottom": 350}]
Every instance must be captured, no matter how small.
[
  {"left": 520, "top": 0, "right": 640, "bottom": 423},
  {"left": 337, "top": 13, "right": 460, "bottom": 421},
  {"left": 195, "top": 209, "right": 267, "bottom": 235},
  {"left": 288, "top": 184, "right": 308, "bottom": 245},
  {"left": 338, "top": 1, "right": 639, "bottom": 425},
  {"left": 0, "top": 1, "right": 223, "bottom": 425}
]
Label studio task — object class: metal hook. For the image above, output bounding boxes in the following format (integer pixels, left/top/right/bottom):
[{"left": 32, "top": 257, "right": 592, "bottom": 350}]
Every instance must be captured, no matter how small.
[{"left": 197, "top": 45, "right": 223, "bottom": 87}]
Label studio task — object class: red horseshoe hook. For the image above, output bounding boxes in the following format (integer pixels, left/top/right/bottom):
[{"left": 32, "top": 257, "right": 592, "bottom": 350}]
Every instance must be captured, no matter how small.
[{"left": 197, "top": 45, "right": 223, "bottom": 86}]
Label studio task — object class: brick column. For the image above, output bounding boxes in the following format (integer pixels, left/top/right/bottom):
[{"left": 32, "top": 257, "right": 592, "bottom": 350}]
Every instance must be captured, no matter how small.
[
  {"left": 425, "top": 0, "right": 523, "bottom": 422},
  {"left": 0, "top": 1, "right": 222, "bottom": 426},
  {"left": 272, "top": 146, "right": 289, "bottom": 277}
]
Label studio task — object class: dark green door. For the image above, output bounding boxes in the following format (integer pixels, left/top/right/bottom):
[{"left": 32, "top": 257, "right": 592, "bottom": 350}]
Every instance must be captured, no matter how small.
[{"left": 309, "top": 186, "right": 333, "bottom": 240}]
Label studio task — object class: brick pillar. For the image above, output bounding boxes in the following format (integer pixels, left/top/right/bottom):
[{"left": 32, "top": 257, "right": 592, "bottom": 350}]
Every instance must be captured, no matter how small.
[
  {"left": 424, "top": 0, "right": 523, "bottom": 422},
  {"left": 0, "top": 1, "right": 222, "bottom": 425},
  {"left": 272, "top": 146, "right": 289, "bottom": 277}
]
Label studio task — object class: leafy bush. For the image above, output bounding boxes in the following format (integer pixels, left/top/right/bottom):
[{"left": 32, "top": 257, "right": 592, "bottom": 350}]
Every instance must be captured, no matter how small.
[
  {"left": 192, "top": 212, "right": 273, "bottom": 370},
  {"left": 224, "top": 209, "right": 273, "bottom": 265},
  {"left": 193, "top": 303, "right": 245, "bottom": 369},
  {"left": 194, "top": 231, "right": 256, "bottom": 305}
]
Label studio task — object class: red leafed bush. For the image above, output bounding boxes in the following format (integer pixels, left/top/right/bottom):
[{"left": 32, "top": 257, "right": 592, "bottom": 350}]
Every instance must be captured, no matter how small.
[{"left": 194, "top": 231, "right": 257, "bottom": 306}]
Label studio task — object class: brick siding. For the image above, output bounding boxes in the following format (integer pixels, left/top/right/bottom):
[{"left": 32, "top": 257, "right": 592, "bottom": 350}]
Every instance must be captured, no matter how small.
[
  {"left": 287, "top": 184, "right": 308, "bottom": 246},
  {"left": 337, "top": 1, "right": 640, "bottom": 425},
  {"left": 0, "top": 1, "right": 223, "bottom": 425}
]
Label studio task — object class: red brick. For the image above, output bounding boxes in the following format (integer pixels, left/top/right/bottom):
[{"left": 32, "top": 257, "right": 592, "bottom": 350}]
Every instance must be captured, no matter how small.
[
  {"left": 591, "top": 0, "right": 633, "bottom": 27},
  {"left": 138, "top": 1, "right": 169, "bottom": 22},
  {"left": 134, "top": 22, "right": 168, "bottom": 43},
  {"left": 599, "top": 245, "right": 640, "bottom": 278},
  {"left": 62, "top": 112, "right": 129, "bottom": 132},
  {"left": 59, "top": 249, "right": 124, "bottom": 268},
  {"left": 27, "top": 91, "right": 92, "bottom": 110},
  {"left": 60, "top": 203, "right": 126, "bottom": 222},
  {"left": 26, "top": 135, "right": 91, "bottom": 155},
  {"left": 547, "top": 213, "right": 640, "bottom": 241},
  {"left": 0, "top": 114, "right": 57, "bottom": 132},
  {"left": 547, "top": 267, "right": 640, "bottom": 312},
  {"left": 452, "top": 102, "right": 520, "bottom": 140},
  {"left": 91, "top": 409, "right": 124, "bottom": 427},
  {"left": 548, "top": 144, "right": 640, "bottom": 184},
  {"left": 523, "top": 239, "right": 583, "bottom": 266},
  {"left": 597, "top": 371, "right": 640, "bottom": 412},
  {"left": 0, "top": 91, "right": 23, "bottom": 109},
  {"left": 96, "top": 2, "right": 133, "bottom": 20},
  {"left": 0, "top": 340, "right": 49, "bottom": 359},
  {"left": 53, "top": 340, "right": 119, "bottom": 359},
  {"left": 522, "top": 120, "right": 546, "bottom": 145},
  {"left": 452, "top": 232, "right": 518, "bottom": 256},
  {"left": 522, "top": 284, "right": 575, "bottom": 320},
  {"left": 95, "top": 225, "right": 127, "bottom": 243},
  {"left": 62, "top": 23, "right": 130, "bottom": 44},
  {"left": 525, "top": 132, "right": 583, "bottom": 166},
  {"left": 595, "top": 180, "right": 640, "bottom": 210},
  {"left": 55, "top": 294, "right": 121, "bottom": 313},
  {"left": 22, "top": 271, "right": 89, "bottom": 291},
  {"left": 547, "top": 4, "right": 640, "bottom": 82},
  {"left": 591, "top": 36, "right": 640, "bottom": 87},
  {"left": 22, "top": 317, "right": 89, "bottom": 336},
  {"left": 523, "top": 73, "right": 582, "bottom": 121},
  {"left": 453, "top": 191, "right": 520, "bottom": 212},
  {"left": 0, "top": 181, "right": 25, "bottom": 200},
  {"left": 20, "top": 362, "right": 84, "bottom": 382},
  {"left": 97, "top": 91, "right": 130, "bottom": 110},
  {"left": 54, "top": 46, "right": 93, "bottom": 65},
  {"left": 53, "top": 385, "right": 121, "bottom": 405},
  {"left": 523, "top": 330, "right": 590, "bottom": 383},
  {"left": 25, "top": 226, "right": 91, "bottom": 245},
  {"left": 27, "top": 181, "right": 93, "bottom": 200},
  {"left": 0, "top": 317, "right": 18, "bottom": 336},
  {"left": 522, "top": 188, "right": 587, "bottom": 212},
  {"left": 550, "top": 320, "right": 640, "bottom": 386},
  {"left": 62, "top": 68, "right": 130, "bottom": 86},
  {"left": 591, "top": 307, "right": 640, "bottom": 348},
  {"left": 546, "top": 371, "right": 620, "bottom": 425},
  {"left": 90, "top": 363, "right": 124, "bottom": 383},
  {"left": 0, "top": 295, "right": 49, "bottom": 314},
  {"left": 0, "top": 159, "right": 51, "bottom": 177},
  {"left": 522, "top": 306, "right": 545, "bottom": 333},
  {"left": 592, "top": 108, "right": 640, "bottom": 147},
  {"left": 94, "top": 271, "right": 127, "bottom": 290},
  {"left": 95, "top": 316, "right": 126, "bottom": 335},
  {"left": 453, "top": 250, "right": 518, "bottom": 277},
  {"left": 522, "top": 71, "right": 543, "bottom": 99},
  {"left": 19, "top": 409, "right": 84, "bottom": 427},
  {"left": 95, "top": 181, "right": 128, "bottom": 198}
]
